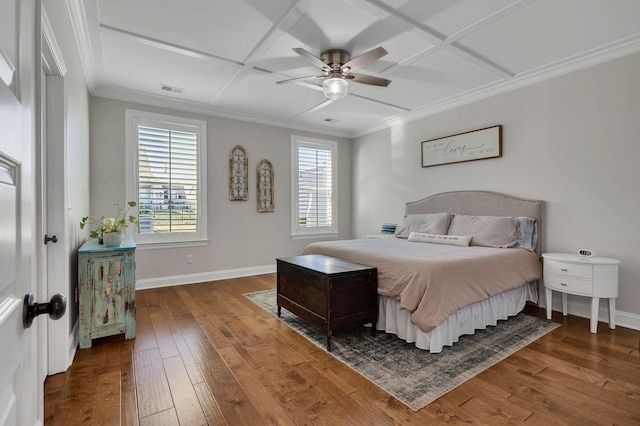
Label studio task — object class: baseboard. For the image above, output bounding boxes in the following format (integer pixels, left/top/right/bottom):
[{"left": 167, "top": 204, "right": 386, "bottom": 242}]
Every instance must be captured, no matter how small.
[
  {"left": 546, "top": 293, "right": 640, "bottom": 331},
  {"left": 616, "top": 309, "right": 640, "bottom": 331},
  {"left": 136, "top": 264, "right": 277, "bottom": 290}
]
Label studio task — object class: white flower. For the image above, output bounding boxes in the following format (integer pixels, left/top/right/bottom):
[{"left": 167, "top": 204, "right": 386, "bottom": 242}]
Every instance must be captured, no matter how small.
[{"left": 103, "top": 217, "right": 116, "bottom": 230}]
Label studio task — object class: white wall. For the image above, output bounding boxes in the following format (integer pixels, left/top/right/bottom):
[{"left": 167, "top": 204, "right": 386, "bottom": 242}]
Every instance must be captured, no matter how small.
[
  {"left": 89, "top": 97, "right": 352, "bottom": 286},
  {"left": 352, "top": 53, "right": 640, "bottom": 327}
]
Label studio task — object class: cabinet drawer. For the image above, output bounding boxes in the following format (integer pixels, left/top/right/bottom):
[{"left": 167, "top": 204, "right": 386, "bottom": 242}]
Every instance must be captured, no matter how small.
[
  {"left": 544, "top": 259, "right": 592, "bottom": 279},
  {"left": 545, "top": 274, "right": 593, "bottom": 295}
]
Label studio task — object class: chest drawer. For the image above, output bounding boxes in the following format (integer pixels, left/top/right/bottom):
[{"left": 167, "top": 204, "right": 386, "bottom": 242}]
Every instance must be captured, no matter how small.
[
  {"left": 544, "top": 259, "right": 593, "bottom": 279},
  {"left": 544, "top": 274, "right": 593, "bottom": 295}
]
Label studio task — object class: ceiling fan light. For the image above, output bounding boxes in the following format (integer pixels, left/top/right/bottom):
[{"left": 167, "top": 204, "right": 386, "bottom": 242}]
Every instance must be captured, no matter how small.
[{"left": 322, "top": 77, "right": 349, "bottom": 99}]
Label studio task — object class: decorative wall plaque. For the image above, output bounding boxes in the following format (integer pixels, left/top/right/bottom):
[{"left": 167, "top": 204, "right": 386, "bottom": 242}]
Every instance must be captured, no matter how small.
[
  {"left": 257, "top": 159, "right": 274, "bottom": 212},
  {"left": 421, "top": 125, "right": 502, "bottom": 168},
  {"left": 229, "top": 145, "right": 248, "bottom": 200}
]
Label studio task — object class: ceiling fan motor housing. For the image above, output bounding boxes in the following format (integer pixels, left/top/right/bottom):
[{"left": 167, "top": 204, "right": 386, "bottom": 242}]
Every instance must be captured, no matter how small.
[{"left": 321, "top": 49, "right": 351, "bottom": 71}]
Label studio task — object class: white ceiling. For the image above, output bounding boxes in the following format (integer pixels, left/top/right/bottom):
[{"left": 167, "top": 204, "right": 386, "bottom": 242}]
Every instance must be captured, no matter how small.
[{"left": 66, "top": 0, "right": 640, "bottom": 138}]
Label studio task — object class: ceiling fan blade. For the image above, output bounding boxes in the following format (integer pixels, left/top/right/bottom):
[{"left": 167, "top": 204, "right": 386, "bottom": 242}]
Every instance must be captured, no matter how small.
[
  {"left": 347, "top": 73, "right": 391, "bottom": 87},
  {"left": 276, "top": 75, "right": 325, "bottom": 84},
  {"left": 342, "top": 47, "right": 387, "bottom": 72},
  {"left": 292, "top": 48, "right": 331, "bottom": 71}
]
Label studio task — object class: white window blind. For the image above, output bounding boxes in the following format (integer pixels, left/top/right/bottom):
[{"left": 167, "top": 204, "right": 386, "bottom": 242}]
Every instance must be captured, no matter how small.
[
  {"left": 138, "top": 126, "right": 198, "bottom": 234},
  {"left": 126, "top": 109, "right": 207, "bottom": 246},
  {"left": 297, "top": 146, "right": 333, "bottom": 227},
  {"left": 291, "top": 136, "right": 338, "bottom": 237}
]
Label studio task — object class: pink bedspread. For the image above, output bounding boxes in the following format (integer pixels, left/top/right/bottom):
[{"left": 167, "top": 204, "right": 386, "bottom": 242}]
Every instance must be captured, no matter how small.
[{"left": 302, "top": 238, "right": 542, "bottom": 332}]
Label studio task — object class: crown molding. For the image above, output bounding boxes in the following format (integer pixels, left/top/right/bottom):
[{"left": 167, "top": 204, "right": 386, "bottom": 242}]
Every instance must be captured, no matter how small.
[
  {"left": 96, "top": 35, "right": 640, "bottom": 141},
  {"left": 65, "top": 0, "right": 98, "bottom": 90},
  {"left": 351, "top": 35, "right": 640, "bottom": 138},
  {"left": 91, "top": 85, "right": 354, "bottom": 139},
  {"left": 66, "top": 0, "right": 640, "bottom": 141},
  {"left": 41, "top": 7, "right": 68, "bottom": 76}
]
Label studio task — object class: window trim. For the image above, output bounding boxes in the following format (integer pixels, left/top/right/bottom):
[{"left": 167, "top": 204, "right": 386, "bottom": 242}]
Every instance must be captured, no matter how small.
[
  {"left": 126, "top": 109, "right": 207, "bottom": 247},
  {"left": 290, "top": 135, "right": 338, "bottom": 239}
]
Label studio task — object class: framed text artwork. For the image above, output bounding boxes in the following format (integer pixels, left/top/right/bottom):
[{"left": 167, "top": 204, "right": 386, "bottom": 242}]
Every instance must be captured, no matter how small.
[
  {"left": 257, "top": 159, "right": 274, "bottom": 212},
  {"left": 421, "top": 125, "right": 502, "bottom": 168},
  {"left": 229, "top": 145, "right": 248, "bottom": 200}
]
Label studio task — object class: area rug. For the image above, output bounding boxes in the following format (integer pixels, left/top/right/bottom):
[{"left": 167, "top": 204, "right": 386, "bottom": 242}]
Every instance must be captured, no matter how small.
[{"left": 245, "top": 289, "right": 559, "bottom": 411}]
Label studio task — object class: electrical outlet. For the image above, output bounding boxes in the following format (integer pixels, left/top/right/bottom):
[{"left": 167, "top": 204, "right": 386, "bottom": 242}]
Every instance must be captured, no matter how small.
[{"left": 186, "top": 255, "right": 193, "bottom": 264}]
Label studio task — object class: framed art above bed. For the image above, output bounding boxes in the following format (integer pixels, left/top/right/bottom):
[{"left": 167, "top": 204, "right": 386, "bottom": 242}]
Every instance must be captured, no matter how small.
[{"left": 421, "top": 125, "right": 502, "bottom": 168}]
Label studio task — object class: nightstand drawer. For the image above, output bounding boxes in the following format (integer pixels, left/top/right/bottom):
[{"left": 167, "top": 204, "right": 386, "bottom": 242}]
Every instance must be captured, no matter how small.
[
  {"left": 544, "top": 259, "right": 593, "bottom": 279},
  {"left": 544, "top": 274, "right": 593, "bottom": 295}
]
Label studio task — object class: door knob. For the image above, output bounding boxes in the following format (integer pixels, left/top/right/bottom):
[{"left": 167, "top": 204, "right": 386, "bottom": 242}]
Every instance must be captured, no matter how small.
[
  {"left": 44, "top": 234, "right": 58, "bottom": 244},
  {"left": 23, "top": 293, "right": 67, "bottom": 328}
]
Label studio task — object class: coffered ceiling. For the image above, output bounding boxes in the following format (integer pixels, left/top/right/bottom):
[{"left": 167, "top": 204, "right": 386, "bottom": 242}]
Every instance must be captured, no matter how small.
[{"left": 66, "top": 0, "right": 640, "bottom": 137}]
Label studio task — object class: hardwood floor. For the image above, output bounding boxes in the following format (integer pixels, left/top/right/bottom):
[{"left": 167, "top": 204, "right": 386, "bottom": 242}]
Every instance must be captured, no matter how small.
[{"left": 44, "top": 274, "right": 640, "bottom": 425}]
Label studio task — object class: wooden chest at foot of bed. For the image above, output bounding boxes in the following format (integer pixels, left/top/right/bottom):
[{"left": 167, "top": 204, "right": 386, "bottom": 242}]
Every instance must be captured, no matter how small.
[{"left": 276, "top": 254, "right": 378, "bottom": 351}]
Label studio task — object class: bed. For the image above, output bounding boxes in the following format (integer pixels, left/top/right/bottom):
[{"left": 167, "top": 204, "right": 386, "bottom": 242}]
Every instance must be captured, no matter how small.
[{"left": 302, "top": 190, "right": 544, "bottom": 353}]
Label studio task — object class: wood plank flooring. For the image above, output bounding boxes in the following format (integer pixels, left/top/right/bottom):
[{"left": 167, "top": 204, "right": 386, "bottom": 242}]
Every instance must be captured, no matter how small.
[{"left": 44, "top": 274, "right": 640, "bottom": 425}]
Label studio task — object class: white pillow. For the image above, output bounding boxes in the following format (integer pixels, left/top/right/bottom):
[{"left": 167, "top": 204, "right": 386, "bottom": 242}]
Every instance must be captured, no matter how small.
[{"left": 408, "top": 232, "right": 472, "bottom": 247}]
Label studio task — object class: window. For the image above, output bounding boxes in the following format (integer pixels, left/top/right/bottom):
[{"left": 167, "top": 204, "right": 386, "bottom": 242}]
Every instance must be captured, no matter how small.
[
  {"left": 291, "top": 136, "right": 338, "bottom": 238},
  {"left": 126, "top": 110, "right": 207, "bottom": 246}
]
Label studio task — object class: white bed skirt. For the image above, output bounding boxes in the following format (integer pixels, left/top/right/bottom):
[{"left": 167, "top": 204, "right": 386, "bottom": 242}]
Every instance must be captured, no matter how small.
[{"left": 376, "top": 285, "right": 531, "bottom": 353}]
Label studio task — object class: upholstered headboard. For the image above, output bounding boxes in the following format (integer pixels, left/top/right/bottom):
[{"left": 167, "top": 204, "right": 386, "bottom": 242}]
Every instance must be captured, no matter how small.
[{"left": 405, "top": 190, "right": 545, "bottom": 256}]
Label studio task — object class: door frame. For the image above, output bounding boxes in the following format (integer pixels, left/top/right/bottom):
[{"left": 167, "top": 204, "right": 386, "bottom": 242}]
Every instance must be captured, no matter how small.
[{"left": 40, "top": 7, "right": 73, "bottom": 376}]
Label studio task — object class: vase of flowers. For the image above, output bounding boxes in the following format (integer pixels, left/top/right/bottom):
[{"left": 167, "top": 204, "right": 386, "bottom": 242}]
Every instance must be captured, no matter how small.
[{"left": 80, "top": 201, "right": 140, "bottom": 247}]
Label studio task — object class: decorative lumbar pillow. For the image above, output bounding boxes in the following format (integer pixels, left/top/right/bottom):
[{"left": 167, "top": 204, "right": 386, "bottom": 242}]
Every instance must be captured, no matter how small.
[
  {"left": 447, "top": 214, "right": 517, "bottom": 248},
  {"left": 396, "top": 213, "right": 453, "bottom": 239},
  {"left": 408, "top": 232, "right": 472, "bottom": 247}
]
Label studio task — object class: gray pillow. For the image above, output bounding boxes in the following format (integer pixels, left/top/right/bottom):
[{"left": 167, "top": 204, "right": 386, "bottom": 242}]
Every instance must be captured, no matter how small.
[
  {"left": 396, "top": 213, "right": 453, "bottom": 239},
  {"left": 514, "top": 216, "right": 538, "bottom": 251},
  {"left": 447, "top": 214, "right": 517, "bottom": 248}
]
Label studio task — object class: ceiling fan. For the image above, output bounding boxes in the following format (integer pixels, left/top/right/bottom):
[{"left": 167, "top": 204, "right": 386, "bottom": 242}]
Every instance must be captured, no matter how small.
[{"left": 276, "top": 47, "right": 391, "bottom": 100}]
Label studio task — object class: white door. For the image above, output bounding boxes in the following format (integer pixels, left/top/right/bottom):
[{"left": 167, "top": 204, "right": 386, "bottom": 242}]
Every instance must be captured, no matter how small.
[{"left": 0, "top": 1, "right": 40, "bottom": 425}]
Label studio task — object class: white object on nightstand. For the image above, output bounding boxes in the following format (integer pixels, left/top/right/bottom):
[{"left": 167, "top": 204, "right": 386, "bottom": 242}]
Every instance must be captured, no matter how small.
[
  {"left": 542, "top": 253, "right": 620, "bottom": 333},
  {"left": 366, "top": 234, "right": 395, "bottom": 238}
]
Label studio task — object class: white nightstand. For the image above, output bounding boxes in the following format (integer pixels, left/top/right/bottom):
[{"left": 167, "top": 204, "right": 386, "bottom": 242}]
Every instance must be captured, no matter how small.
[{"left": 542, "top": 253, "right": 620, "bottom": 333}]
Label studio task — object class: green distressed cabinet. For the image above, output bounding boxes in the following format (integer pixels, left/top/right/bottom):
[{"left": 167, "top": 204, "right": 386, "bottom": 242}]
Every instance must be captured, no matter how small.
[{"left": 78, "top": 236, "right": 136, "bottom": 349}]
